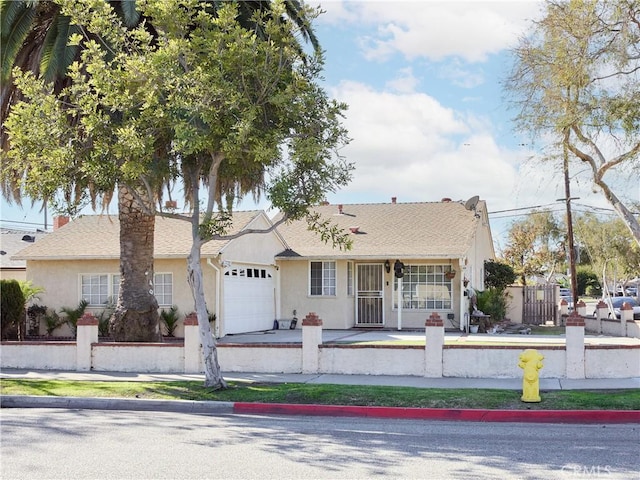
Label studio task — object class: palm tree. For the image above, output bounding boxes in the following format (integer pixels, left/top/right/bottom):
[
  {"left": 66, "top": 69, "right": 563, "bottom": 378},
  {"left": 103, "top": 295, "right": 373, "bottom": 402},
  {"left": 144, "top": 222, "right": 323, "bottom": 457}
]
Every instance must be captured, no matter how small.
[
  {"left": 1, "top": 0, "right": 319, "bottom": 346},
  {"left": 1, "top": 0, "right": 161, "bottom": 342}
]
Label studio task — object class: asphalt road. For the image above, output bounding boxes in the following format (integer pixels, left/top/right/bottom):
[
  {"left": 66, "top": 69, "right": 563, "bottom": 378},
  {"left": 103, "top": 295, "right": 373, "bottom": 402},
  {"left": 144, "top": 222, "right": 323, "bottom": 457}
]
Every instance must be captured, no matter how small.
[{"left": 1, "top": 408, "right": 638, "bottom": 479}]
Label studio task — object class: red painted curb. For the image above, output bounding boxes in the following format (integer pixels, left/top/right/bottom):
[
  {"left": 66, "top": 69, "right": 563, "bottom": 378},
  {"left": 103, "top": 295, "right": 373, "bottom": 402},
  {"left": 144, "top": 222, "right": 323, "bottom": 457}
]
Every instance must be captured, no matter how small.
[{"left": 233, "top": 403, "right": 640, "bottom": 424}]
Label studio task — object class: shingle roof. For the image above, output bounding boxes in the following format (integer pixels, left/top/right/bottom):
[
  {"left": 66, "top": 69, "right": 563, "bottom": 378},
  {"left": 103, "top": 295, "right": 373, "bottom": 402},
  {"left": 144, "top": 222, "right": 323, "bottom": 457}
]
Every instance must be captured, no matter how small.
[
  {"left": 275, "top": 200, "right": 487, "bottom": 259},
  {"left": 1, "top": 229, "right": 48, "bottom": 268},
  {"left": 13, "top": 211, "right": 265, "bottom": 260}
]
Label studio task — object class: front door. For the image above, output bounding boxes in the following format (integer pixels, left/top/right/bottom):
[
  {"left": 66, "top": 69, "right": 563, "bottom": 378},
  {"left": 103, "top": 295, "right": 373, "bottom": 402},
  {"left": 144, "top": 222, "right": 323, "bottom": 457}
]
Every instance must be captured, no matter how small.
[{"left": 356, "top": 264, "right": 384, "bottom": 326}]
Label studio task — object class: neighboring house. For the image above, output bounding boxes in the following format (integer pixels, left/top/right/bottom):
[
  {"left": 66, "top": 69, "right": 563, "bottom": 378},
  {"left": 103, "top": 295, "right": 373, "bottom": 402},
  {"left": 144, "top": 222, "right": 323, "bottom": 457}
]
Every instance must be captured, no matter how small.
[
  {"left": 0, "top": 228, "right": 48, "bottom": 281},
  {"left": 274, "top": 198, "right": 495, "bottom": 331},
  {"left": 14, "top": 197, "right": 495, "bottom": 336},
  {"left": 13, "top": 212, "right": 287, "bottom": 337}
]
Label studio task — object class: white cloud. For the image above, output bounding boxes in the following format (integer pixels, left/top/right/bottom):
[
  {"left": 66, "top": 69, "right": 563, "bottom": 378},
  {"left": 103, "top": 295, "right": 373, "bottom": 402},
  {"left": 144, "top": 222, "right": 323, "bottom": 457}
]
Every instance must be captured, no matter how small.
[
  {"left": 438, "top": 59, "right": 484, "bottom": 88},
  {"left": 385, "top": 67, "right": 420, "bottom": 93},
  {"left": 319, "top": 1, "right": 543, "bottom": 63},
  {"left": 330, "top": 81, "right": 522, "bottom": 209}
]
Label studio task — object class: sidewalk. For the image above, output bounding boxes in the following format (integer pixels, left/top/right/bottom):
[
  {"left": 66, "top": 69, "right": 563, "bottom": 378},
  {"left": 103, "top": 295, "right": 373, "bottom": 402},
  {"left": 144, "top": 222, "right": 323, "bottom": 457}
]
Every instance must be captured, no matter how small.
[
  {"left": 2, "top": 369, "right": 639, "bottom": 424},
  {"left": 2, "top": 368, "right": 640, "bottom": 390}
]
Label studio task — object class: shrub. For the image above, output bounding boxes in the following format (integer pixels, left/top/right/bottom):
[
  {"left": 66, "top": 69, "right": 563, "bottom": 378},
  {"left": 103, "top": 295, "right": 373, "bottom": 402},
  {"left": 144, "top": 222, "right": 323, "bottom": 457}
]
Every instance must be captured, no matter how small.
[
  {"left": 60, "top": 300, "right": 89, "bottom": 338},
  {"left": 96, "top": 297, "right": 116, "bottom": 337},
  {"left": 1, "top": 279, "right": 26, "bottom": 340},
  {"left": 476, "top": 287, "right": 508, "bottom": 323},
  {"left": 577, "top": 269, "right": 601, "bottom": 297},
  {"left": 18, "top": 280, "right": 45, "bottom": 304},
  {"left": 484, "top": 260, "right": 517, "bottom": 291},
  {"left": 160, "top": 305, "right": 181, "bottom": 337},
  {"left": 26, "top": 304, "right": 48, "bottom": 336},
  {"left": 44, "top": 310, "right": 64, "bottom": 336}
]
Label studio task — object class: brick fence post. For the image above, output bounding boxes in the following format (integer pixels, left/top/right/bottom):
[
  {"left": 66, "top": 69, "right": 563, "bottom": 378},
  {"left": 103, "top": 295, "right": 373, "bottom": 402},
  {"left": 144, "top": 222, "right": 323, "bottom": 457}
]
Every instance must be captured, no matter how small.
[
  {"left": 183, "top": 312, "right": 201, "bottom": 373},
  {"left": 559, "top": 299, "right": 569, "bottom": 326},
  {"left": 76, "top": 313, "right": 98, "bottom": 371},
  {"left": 425, "top": 312, "right": 444, "bottom": 378},
  {"left": 565, "top": 312, "right": 585, "bottom": 379},
  {"left": 595, "top": 300, "right": 607, "bottom": 334},
  {"left": 619, "top": 302, "right": 633, "bottom": 337},
  {"left": 302, "top": 312, "right": 323, "bottom": 374}
]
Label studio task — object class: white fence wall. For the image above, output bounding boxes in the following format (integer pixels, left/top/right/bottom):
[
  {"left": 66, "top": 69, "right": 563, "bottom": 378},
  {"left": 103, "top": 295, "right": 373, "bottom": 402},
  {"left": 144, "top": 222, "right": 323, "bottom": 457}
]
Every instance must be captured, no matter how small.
[
  {"left": 218, "top": 345, "right": 301, "bottom": 374},
  {"left": 319, "top": 346, "right": 425, "bottom": 376},
  {"left": 92, "top": 343, "right": 185, "bottom": 373},
  {"left": 443, "top": 348, "right": 567, "bottom": 378},
  {"left": 2, "top": 313, "right": 639, "bottom": 379},
  {"left": 1, "top": 342, "right": 76, "bottom": 370}
]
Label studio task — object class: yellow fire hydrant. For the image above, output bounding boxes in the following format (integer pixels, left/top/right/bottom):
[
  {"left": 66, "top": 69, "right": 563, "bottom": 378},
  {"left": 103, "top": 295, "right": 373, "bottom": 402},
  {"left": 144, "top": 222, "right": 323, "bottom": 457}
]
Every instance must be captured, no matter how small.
[{"left": 518, "top": 349, "right": 544, "bottom": 403}]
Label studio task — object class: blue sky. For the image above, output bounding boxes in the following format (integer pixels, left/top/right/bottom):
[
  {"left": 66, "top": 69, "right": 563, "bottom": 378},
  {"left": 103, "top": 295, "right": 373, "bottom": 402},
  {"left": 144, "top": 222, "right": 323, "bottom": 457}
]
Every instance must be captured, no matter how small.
[{"left": 1, "top": 0, "right": 636, "bottom": 252}]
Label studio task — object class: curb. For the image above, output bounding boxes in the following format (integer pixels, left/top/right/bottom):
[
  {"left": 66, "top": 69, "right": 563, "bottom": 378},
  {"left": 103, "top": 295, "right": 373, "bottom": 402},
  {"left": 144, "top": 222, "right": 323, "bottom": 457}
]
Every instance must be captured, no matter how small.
[
  {"left": 0, "top": 395, "right": 234, "bottom": 414},
  {"left": 234, "top": 402, "right": 640, "bottom": 424},
  {"left": 2, "top": 396, "right": 639, "bottom": 423}
]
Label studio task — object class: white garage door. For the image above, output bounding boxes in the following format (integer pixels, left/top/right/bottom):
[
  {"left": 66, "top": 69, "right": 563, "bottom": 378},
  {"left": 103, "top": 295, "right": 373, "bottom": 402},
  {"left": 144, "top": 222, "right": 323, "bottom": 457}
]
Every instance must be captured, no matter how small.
[{"left": 223, "top": 266, "right": 275, "bottom": 334}]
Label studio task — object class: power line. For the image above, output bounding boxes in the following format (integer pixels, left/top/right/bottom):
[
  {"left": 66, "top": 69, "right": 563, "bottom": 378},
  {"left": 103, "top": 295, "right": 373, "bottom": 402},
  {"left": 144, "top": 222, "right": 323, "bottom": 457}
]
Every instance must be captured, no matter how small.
[{"left": 488, "top": 202, "right": 627, "bottom": 220}]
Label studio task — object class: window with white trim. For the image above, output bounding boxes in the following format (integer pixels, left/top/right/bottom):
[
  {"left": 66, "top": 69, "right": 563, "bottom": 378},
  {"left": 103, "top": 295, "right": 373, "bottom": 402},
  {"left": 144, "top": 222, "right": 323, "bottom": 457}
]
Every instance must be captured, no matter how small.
[
  {"left": 103, "top": 273, "right": 173, "bottom": 306},
  {"left": 393, "top": 265, "right": 452, "bottom": 310},
  {"left": 347, "top": 261, "right": 354, "bottom": 296},
  {"left": 310, "top": 261, "right": 336, "bottom": 296},
  {"left": 81, "top": 274, "right": 109, "bottom": 306},
  {"left": 154, "top": 273, "right": 173, "bottom": 306},
  {"left": 112, "top": 275, "right": 120, "bottom": 300}
]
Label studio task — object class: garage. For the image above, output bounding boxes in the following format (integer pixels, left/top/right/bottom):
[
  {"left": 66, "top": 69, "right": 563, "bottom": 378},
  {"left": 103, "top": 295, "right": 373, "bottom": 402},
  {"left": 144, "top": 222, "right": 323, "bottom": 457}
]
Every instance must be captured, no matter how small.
[{"left": 223, "top": 265, "right": 276, "bottom": 334}]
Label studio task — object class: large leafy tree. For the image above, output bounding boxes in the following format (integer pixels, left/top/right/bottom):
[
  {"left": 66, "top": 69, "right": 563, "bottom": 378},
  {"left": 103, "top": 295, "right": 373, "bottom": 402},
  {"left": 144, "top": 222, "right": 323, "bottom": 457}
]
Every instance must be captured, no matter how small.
[
  {"left": 574, "top": 211, "right": 640, "bottom": 291},
  {"left": 501, "top": 210, "right": 565, "bottom": 285},
  {"left": 506, "top": 0, "right": 640, "bottom": 245},
  {"left": 1, "top": 0, "right": 321, "bottom": 342},
  {"left": 4, "top": 0, "right": 352, "bottom": 388}
]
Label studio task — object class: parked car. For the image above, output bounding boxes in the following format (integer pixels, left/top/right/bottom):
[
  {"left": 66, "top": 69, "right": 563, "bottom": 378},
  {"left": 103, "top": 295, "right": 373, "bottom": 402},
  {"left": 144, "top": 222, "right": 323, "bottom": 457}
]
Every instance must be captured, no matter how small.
[
  {"left": 624, "top": 286, "right": 637, "bottom": 297},
  {"left": 559, "top": 295, "right": 574, "bottom": 311},
  {"left": 592, "top": 296, "right": 640, "bottom": 320},
  {"left": 559, "top": 287, "right": 571, "bottom": 297}
]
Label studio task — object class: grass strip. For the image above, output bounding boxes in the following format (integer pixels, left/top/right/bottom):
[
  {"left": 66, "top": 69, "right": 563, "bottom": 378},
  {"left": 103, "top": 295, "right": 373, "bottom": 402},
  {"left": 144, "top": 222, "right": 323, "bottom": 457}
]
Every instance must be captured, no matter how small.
[{"left": 1, "top": 379, "right": 639, "bottom": 411}]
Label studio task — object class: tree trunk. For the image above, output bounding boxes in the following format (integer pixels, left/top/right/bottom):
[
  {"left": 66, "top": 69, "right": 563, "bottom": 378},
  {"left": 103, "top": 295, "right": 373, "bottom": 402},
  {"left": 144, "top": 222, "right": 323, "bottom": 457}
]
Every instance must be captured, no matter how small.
[
  {"left": 186, "top": 238, "right": 226, "bottom": 389},
  {"left": 110, "top": 185, "right": 162, "bottom": 342}
]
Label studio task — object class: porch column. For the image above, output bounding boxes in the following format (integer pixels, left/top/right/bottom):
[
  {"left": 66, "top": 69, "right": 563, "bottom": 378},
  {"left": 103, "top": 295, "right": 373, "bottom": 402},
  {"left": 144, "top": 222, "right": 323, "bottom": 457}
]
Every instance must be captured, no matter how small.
[
  {"left": 302, "top": 312, "right": 323, "bottom": 374},
  {"left": 425, "top": 312, "right": 444, "bottom": 378},
  {"left": 76, "top": 313, "right": 98, "bottom": 371},
  {"left": 183, "top": 312, "right": 201, "bottom": 373},
  {"left": 565, "top": 312, "right": 585, "bottom": 379},
  {"left": 619, "top": 302, "right": 633, "bottom": 337}
]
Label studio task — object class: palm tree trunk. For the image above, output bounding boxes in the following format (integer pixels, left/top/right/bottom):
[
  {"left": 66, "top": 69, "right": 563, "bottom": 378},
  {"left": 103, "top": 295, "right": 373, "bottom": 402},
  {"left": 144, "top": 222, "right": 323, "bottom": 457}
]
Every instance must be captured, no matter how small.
[{"left": 110, "top": 185, "right": 162, "bottom": 342}]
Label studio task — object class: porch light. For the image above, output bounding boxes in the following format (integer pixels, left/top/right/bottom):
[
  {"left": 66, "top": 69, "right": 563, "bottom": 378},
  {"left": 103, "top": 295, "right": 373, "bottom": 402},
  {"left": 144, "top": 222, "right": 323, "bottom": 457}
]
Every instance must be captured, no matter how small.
[{"left": 384, "top": 260, "right": 391, "bottom": 273}]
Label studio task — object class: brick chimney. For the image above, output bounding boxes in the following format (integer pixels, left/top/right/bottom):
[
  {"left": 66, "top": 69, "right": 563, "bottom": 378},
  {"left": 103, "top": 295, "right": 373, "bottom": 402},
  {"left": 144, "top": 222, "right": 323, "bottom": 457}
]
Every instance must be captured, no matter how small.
[
  {"left": 338, "top": 204, "right": 343, "bottom": 214},
  {"left": 391, "top": 197, "right": 397, "bottom": 204},
  {"left": 53, "top": 216, "right": 69, "bottom": 230}
]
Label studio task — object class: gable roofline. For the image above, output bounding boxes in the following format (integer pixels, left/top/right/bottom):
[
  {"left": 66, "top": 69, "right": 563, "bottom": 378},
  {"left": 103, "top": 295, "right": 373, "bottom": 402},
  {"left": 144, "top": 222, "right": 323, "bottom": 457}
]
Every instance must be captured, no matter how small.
[
  {"left": 13, "top": 211, "right": 272, "bottom": 261},
  {"left": 273, "top": 199, "right": 492, "bottom": 259},
  {"left": 218, "top": 210, "right": 287, "bottom": 255}
]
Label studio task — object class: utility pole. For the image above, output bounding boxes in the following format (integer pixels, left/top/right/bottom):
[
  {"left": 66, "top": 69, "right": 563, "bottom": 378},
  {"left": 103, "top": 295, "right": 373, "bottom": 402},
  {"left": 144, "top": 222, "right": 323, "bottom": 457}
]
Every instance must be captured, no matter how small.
[{"left": 562, "top": 144, "right": 579, "bottom": 304}]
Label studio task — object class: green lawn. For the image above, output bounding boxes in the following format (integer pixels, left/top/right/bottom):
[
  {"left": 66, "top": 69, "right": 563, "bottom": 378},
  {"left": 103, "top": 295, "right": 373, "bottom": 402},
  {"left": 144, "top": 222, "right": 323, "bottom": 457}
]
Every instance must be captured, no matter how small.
[{"left": 2, "top": 379, "right": 638, "bottom": 411}]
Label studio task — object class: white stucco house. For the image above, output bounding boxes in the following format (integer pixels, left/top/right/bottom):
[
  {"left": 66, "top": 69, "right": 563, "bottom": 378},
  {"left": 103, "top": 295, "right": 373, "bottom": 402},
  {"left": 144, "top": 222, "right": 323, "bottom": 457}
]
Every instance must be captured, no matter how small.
[
  {"left": 275, "top": 198, "right": 495, "bottom": 331},
  {"left": 13, "top": 198, "right": 495, "bottom": 336}
]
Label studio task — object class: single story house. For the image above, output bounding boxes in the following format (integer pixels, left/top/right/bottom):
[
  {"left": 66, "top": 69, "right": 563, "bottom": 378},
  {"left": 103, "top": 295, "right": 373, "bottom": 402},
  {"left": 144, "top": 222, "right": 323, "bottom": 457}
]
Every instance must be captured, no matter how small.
[
  {"left": 275, "top": 198, "right": 495, "bottom": 331},
  {"left": 13, "top": 211, "right": 287, "bottom": 337},
  {"left": 13, "top": 197, "right": 494, "bottom": 336},
  {"left": 1, "top": 228, "right": 48, "bottom": 281}
]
